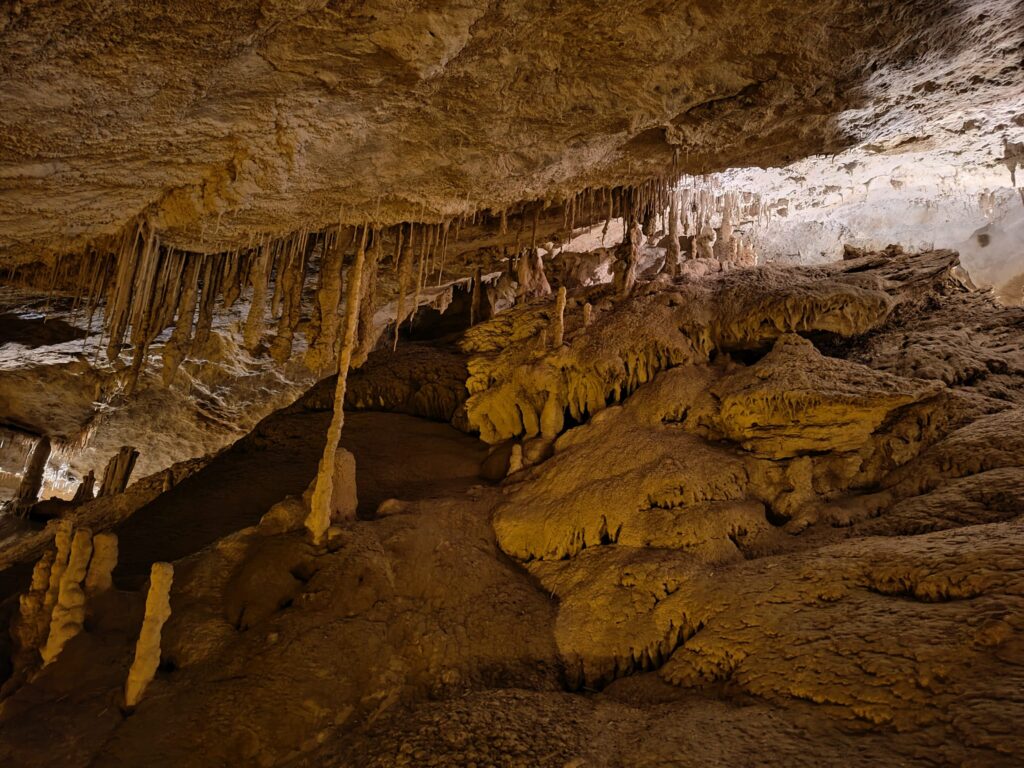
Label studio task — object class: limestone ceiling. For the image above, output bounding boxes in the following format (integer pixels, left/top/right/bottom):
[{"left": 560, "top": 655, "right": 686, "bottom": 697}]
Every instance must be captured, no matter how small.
[{"left": 0, "top": 0, "right": 1017, "bottom": 262}]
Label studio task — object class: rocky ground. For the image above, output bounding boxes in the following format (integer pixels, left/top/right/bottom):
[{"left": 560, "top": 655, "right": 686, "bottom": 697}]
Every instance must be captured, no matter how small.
[{"left": 0, "top": 247, "right": 1022, "bottom": 766}]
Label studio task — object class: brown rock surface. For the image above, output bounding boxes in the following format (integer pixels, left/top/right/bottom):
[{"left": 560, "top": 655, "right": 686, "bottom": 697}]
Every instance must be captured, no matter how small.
[{"left": 0, "top": 0, "right": 963, "bottom": 260}]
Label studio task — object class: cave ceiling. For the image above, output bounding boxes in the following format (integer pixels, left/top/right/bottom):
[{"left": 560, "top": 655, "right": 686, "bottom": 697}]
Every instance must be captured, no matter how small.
[{"left": 0, "top": 0, "right": 994, "bottom": 261}]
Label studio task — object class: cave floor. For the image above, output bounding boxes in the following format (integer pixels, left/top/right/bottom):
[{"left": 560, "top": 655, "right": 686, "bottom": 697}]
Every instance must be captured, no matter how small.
[
  {"left": 0, "top": 410, "right": 489, "bottom": 596},
  {"left": 113, "top": 410, "right": 489, "bottom": 588}
]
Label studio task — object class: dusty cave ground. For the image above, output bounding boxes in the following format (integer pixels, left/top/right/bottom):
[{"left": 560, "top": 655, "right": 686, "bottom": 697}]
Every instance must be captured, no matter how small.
[{"left": 0, "top": 247, "right": 1023, "bottom": 767}]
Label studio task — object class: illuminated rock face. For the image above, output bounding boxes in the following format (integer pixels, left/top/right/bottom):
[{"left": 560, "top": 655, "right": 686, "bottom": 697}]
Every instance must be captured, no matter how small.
[{"left": 124, "top": 562, "right": 173, "bottom": 708}]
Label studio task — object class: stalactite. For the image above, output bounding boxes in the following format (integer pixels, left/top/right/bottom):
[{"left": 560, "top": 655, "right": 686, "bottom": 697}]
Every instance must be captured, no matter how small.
[
  {"left": 470, "top": 266, "right": 483, "bottom": 327},
  {"left": 105, "top": 220, "right": 145, "bottom": 362},
  {"left": 270, "top": 231, "right": 311, "bottom": 364},
  {"left": 304, "top": 229, "right": 345, "bottom": 374},
  {"left": 125, "top": 234, "right": 178, "bottom": 393},
  {"left": 306, "top": 225, "right": 369, "bottom": 544},
  {"left": 270, "top": 243, "right": 286, "bottom": 319},
  {"left": 664, "top": 190, "right": 681, "bottom": 276},
  {"left": 161, "top": 256, "right": 200, "bottom": 386},
  {"left": 352, "top": 227, "right": 382, "bottom": 368},
  {"left": 391, "top": 224, "right": 404, "bottom": 276},
  {"left": 680, "top": 188, "right": 693, "bottom": 239},
  {"left": 221, "top": 250, "right": 242, "bottom": 309},
  {"left": 436, "top": 220, "right": 450, "bottom": 287},
  {"left": 540, "top": 389, "right": 564, "bottom": 440},
  {"left": 243, "top": 241, "right": 271, "bottom": 353},
  {"left": 155, "top": 249, "right": 186, "bottom": 333},
  {"left": 191, "top": 255, "right": 221, "bottom": 355},
  {"left": 410, "top": 225, "right": 426, "bottom": 332},
  {"left": 394, "top": 223, "right": 415, "bottom": 351}
]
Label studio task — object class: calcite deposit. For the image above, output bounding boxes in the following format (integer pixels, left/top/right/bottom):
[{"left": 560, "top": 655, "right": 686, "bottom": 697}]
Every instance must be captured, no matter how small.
[{"left": 0, "top": 1, "right": 1023, "bottom": 766}]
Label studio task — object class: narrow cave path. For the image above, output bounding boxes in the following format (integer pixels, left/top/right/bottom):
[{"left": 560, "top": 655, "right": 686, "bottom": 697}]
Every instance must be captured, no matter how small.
[{"left": 109, "top": 410, "right": 488, "bottom": 587}]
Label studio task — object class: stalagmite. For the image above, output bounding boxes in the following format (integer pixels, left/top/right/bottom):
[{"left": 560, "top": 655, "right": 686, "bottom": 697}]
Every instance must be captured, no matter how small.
[
  {"left": 616, "top": 219, "right": 641, "bottom": 297},
  {"left": 695, "top": 223, "right": 717, "bottom": 260},
  {"left": 84, "top": 532, "right": 118, "bottom": 595},
  {"left": 39, "top": 520, "right": 73, "bottom": 642},
  {"left": 508, "top": 444, "right": 524, "bottom": 475},
  {"left": 40, "top": 528, "right": 93, "bottom": 666},
  {"left": 243, "top": 243, "right": 270, "bottom": 353},
  {"left": 99, "top": 446, "right": 139, "bottom": 497},
  {"left": 72, "top": 470, "right": 95, "bottom": 503},
  {"left": 306, "top": 225, "right": 368, "bottom": 543},
  {"left": 124, "top": 562, "right": 173, "bottom": 708},
  {"left": 738, "top": 238, "right": 757, "bottom": 267},
  {"left": 552, "top": 286, "right": 567, "bottom": 347},
  {"left": 7, "top": 550, "right": 55, "bottom": 674},
  {"left": 719, "top": 191, "right": 735, "bottom": 256},
  {"left": 14, "top": 436, "right": 50, "bottom": 510},
  {"left": 583, "top": 301, "right": 593, "bottom": 327}
]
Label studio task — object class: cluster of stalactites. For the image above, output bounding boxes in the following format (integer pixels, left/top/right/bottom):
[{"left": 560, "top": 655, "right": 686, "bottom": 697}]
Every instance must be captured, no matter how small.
[{"left": 12, "top": 172, "right": 766, "bottom": 385}]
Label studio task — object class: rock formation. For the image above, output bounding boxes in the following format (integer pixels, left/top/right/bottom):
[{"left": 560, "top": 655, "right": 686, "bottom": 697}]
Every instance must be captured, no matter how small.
[
  {"left": 84, "top": 532, "right": 118, "bottom": 595},
  {"left": 99, "top": 447, "right": 139, "bottom": 497},
  {"left": 39, "top": 528, "right": 92, "bottom": 666},
  {"left": 124, "top": 562, "right": 173, "bottom": 708},
  {"left": 0, "top": 3, "right": 1022, "bottom": 765},
  {"left": 307, "top": 227, "right": 369, "bottom": 543},
  {"left": 12, "top": 437, "right": 49, "bottom": 512}
]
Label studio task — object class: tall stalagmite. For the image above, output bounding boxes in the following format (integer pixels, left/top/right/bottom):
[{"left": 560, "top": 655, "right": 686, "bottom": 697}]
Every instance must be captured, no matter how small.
[
  {"left": 306, "top": 226, "right": 369, "bottom": 543},
  {"left": 124, "top": 562, "right": 174, "bottom": 708},
  {"left": 40, "top": 528, "right": 93, "bottom": 666}
]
